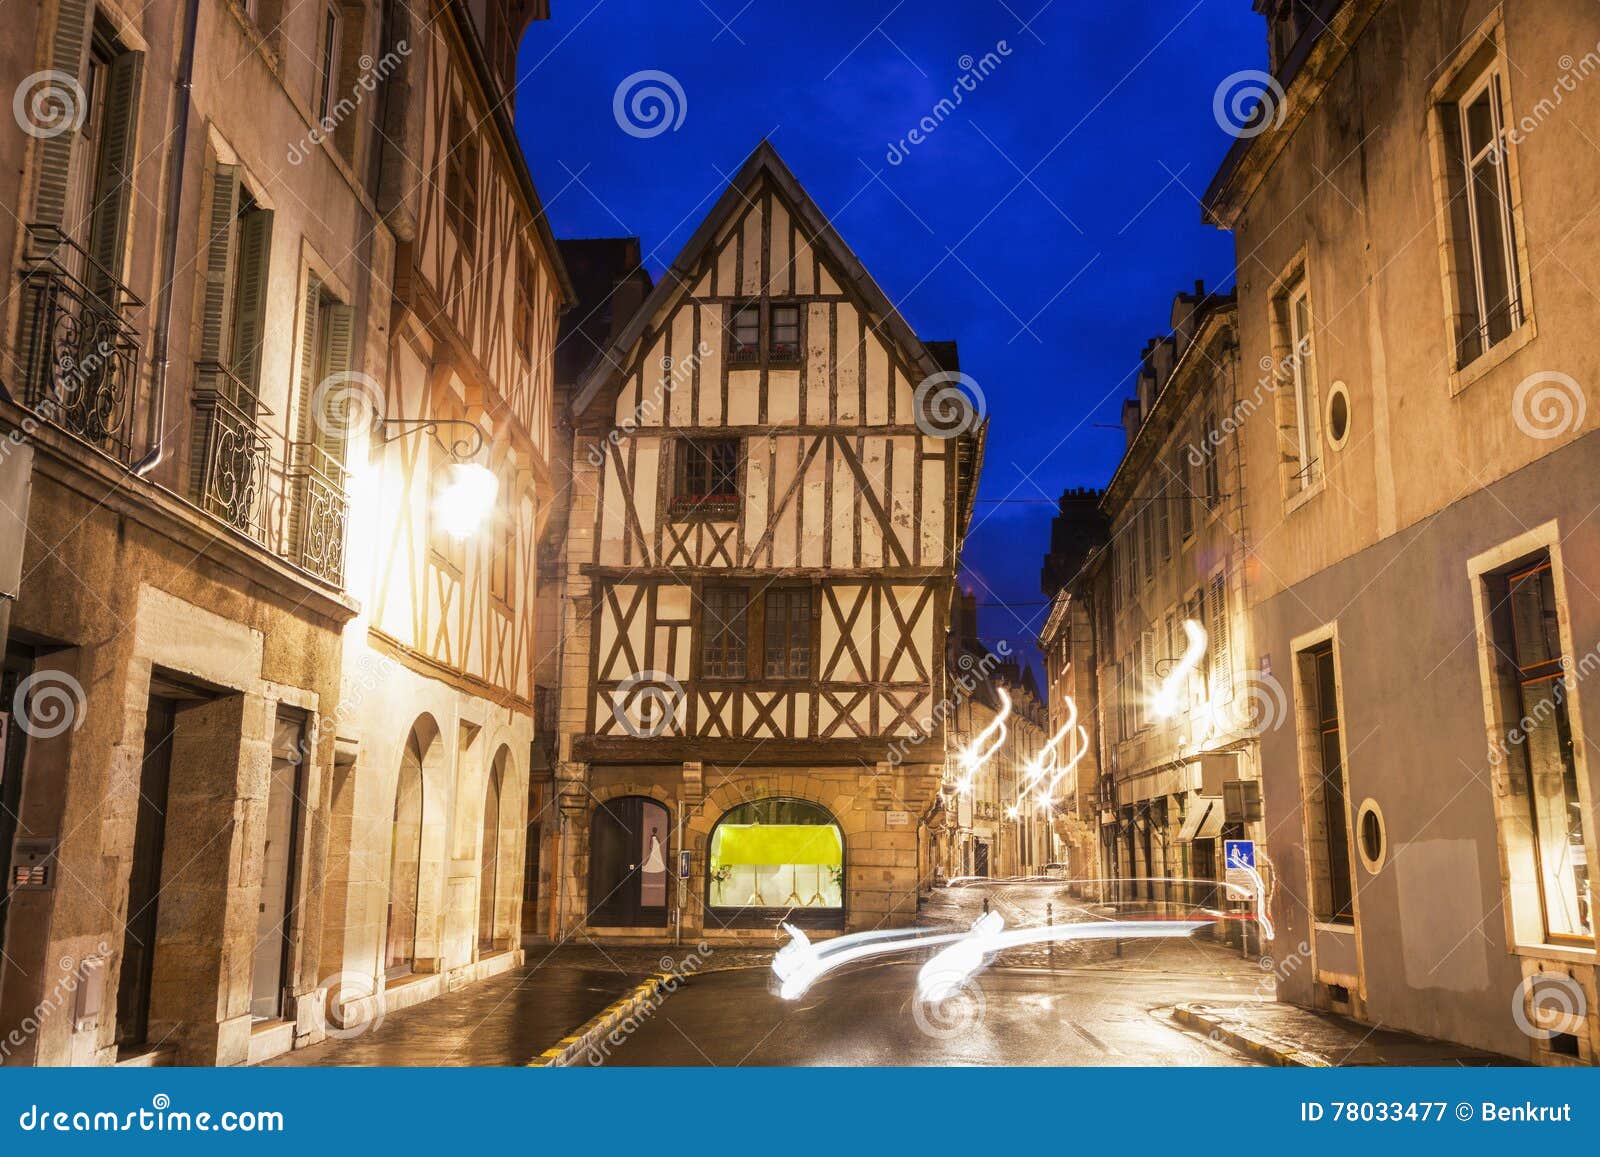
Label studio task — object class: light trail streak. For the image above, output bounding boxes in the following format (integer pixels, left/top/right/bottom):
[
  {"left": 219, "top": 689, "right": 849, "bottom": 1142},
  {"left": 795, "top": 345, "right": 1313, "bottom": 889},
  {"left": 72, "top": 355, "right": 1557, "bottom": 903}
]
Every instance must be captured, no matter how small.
[
  {"left": 773, "top": 919, "right": 988, "bottom": 1000},
  {"left": 954, "top": 687, "right": 1011, "bottom": 795},
  {"left": 1153, "top": 619, "right": 1207, "bottom": 718},
  {"left": 916, "top": 914, "right": 1211, "bottom": 1002}
]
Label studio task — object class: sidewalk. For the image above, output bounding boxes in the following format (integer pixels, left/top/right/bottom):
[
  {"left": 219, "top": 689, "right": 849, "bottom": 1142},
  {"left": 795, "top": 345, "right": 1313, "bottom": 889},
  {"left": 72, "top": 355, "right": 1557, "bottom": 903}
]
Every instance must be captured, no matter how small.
[
  {"left": 1174, "top": 1001, "right": 1520, "bottom": 1066},
  {"left": 267, "top": 941, "right": 769, "bottom": 1067}
]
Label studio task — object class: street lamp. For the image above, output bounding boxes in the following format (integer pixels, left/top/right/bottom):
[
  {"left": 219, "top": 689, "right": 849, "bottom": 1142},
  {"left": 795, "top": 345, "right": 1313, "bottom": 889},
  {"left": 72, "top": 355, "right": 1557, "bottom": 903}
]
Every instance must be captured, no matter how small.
[{"left": 377, "top": 417, "right": 499, "bottom": 539}]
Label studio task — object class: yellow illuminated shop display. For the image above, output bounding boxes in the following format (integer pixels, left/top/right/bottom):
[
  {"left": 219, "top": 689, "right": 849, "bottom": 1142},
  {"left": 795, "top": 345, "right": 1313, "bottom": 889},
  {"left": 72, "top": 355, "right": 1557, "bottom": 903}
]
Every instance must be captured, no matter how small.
[{"left": 709, "top": 823, "right": 844, "bottom": 909}]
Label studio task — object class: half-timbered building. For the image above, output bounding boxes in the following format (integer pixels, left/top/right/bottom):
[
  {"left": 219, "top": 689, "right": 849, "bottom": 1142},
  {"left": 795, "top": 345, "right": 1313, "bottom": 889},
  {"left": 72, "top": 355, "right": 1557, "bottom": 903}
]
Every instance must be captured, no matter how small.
[{"left": 548, "top": 143, "right": 984, "bottom": 940}]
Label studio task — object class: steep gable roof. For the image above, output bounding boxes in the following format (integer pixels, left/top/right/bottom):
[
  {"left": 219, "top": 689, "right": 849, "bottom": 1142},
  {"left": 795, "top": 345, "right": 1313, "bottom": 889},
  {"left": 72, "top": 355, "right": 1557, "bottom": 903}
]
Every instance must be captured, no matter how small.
[{"left": 571, "top": 140, "right": 945, "bottom": 417}]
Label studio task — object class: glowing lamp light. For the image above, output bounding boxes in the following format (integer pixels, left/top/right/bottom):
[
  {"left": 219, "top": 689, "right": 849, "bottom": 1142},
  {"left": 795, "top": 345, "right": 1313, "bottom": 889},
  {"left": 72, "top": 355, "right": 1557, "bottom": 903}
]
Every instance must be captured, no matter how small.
[
  {"left": 1153, "top": 620, "right": 1208, "bottom": 719},
  {"left": 435, "top": 462, "right": 499, "bottom": 539}
]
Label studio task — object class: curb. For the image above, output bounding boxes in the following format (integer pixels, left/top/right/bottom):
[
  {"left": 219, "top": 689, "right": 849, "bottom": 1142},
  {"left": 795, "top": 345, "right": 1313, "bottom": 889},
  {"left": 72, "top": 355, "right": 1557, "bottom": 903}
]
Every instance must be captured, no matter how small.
[
  {"left": 1173, "top": 1003, "right": 1330, "bottom": 1067},
  {"left": 529, "top": 972, "right": 679, "bottom": 1068}
]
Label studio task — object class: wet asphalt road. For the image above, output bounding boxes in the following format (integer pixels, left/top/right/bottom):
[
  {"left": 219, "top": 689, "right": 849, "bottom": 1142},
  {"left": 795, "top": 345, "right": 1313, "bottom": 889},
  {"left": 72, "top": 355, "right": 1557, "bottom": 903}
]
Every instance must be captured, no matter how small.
[{"left": 588, "top": 958, "right": 1262, "bottom": 1066}]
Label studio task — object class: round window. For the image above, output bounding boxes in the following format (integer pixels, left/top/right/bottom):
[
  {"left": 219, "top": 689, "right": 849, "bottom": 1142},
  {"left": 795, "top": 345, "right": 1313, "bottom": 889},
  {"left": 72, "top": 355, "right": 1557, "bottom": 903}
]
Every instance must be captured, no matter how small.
[
  {"left": 1326, "top": 381, "right": 1352, "bottom": 449},
  {"left": 1356, "top": 798, "right": 1385, "bottom": 873}
]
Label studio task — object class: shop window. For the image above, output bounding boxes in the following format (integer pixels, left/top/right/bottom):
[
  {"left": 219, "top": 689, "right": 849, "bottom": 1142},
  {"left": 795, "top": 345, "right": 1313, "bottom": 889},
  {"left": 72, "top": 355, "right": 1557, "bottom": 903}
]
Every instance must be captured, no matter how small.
[{"left": 708, "top": 799, "right": 843, "bottom": 927}]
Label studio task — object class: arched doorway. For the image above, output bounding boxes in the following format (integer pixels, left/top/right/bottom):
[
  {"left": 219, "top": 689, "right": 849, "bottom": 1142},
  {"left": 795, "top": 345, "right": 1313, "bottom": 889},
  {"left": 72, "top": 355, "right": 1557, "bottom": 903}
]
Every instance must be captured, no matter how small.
[
  {"left": 586, "top": 797, "right": 670, "bottom": 927},
  {"left": 707, "top": 798, "right": 844, "bottom": 929},
  {"left": 478, "top": 749, "right": 507, "bottom": 952},
  {"left": 385, "top": 731, "right": 426, "bottom": 978}
]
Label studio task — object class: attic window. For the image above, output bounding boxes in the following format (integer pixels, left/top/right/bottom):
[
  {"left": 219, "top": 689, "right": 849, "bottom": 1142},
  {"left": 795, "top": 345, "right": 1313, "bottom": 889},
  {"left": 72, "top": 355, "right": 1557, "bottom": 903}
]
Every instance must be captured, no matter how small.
[
  {"left": 729, "top": 301, "right": 761, "bottom": 364},
  {"left": 769, "top": 304, "right": 802, "bottom": 363}
]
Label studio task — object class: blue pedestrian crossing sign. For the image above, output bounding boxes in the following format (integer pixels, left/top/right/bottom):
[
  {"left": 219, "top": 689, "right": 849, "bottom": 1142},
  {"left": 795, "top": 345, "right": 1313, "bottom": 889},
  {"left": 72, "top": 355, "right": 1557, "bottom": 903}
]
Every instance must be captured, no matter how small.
[{"left": 1224, "top": 839, "right": 1256, "bottom": 896}]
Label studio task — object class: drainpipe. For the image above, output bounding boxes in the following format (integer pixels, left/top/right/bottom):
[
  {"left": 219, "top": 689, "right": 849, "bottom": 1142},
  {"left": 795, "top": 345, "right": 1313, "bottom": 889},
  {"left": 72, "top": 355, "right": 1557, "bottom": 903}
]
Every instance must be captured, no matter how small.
[{"left": 133, "top": 0, "right": 202, "bottom": 477}]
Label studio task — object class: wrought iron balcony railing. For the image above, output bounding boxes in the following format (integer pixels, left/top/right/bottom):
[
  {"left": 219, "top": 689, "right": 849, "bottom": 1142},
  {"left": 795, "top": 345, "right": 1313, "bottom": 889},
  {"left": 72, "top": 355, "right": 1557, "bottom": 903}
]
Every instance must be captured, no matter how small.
[
  {"left": 190, "top": 362, "right": 271, "bottom": 543},
  {"left": 287, "top": 443, "right": 351, "bottom": 587},
  {"left": 15, "top": 225, "right": 145, "bottom": 465}
]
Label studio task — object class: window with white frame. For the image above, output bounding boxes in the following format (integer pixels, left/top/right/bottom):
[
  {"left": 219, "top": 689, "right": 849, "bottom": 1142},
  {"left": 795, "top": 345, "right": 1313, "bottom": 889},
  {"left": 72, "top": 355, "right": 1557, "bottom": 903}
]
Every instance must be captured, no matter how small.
[
  {"left": 1483, "top": 553, "right": 1593, "bottom": 946},
  {"left": 1440, "top": 57, "right": 1525, "bottom": 369},
  {"left": 1272, "top": 270, "right": 1319, "bottom": 496}
]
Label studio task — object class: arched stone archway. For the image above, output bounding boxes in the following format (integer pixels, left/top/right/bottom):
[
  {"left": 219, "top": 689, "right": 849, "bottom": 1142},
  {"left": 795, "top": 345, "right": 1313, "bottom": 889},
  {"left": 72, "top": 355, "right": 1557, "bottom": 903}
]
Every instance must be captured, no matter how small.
[
  {"left": 703, "top": 797, "right": 846, "bottom": 930},
  {"left": 385, "top": 730, "right": 427, "bottom": 978},
  {"left": 478, "top": 747, "right": 510, "bottom": 951}
]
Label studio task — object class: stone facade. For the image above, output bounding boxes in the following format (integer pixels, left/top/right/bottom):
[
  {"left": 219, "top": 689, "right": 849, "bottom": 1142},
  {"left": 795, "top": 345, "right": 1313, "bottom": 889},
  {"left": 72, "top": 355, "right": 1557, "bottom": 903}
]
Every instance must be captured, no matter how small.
[
  {"left": 1205, "top": 0, "right": 1599, "bottom": 1063},
  {"left": 0, "top": 0, "right": 565, "bottom": 1066}
]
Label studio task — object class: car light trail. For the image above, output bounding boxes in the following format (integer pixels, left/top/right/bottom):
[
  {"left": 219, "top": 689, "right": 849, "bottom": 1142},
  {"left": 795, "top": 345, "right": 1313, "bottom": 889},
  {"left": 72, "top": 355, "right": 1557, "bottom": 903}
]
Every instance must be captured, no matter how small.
[
  {"left": 773, "top": 919, "right": 986, "bottom": 1000},
  {"left": 917, "top": 915, "right": 1211, "bottom": 1002}
]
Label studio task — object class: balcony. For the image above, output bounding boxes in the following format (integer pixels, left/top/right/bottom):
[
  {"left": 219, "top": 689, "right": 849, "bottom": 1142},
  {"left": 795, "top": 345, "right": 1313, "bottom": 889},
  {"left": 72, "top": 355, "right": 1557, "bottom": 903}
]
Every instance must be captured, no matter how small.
[
  {"left": 287, "top": 444, "right": 351, "bottom": 587},
  {"left": 190, "top": 362, "right": 271, "bottom": 544},
  {"left": 15, "top": 225, "right": 145, "bottom": 466}
]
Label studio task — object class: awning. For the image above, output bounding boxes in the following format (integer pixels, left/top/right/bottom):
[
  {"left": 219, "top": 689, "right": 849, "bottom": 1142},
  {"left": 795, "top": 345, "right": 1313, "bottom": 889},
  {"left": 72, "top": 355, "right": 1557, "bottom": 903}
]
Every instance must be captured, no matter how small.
[
  {"left": 712, "top": 824, "right": 843, "bottom": 867},
  {"left": 1177, "top": 798, "right": 1224, "bottom": 842}
]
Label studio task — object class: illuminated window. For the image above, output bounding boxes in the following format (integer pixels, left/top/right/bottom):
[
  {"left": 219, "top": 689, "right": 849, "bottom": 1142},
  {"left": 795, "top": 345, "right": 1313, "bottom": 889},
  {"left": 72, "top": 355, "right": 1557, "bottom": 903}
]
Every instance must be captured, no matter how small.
[
  {"left": 1298, "top": 641, "right": 1354, "bottom": 924},
  {"left": 1485, "top": 556, "right": 1593, "bottom": 945},
  {"left": 708, "top": 799, "right": 843, "bottom": 927}
]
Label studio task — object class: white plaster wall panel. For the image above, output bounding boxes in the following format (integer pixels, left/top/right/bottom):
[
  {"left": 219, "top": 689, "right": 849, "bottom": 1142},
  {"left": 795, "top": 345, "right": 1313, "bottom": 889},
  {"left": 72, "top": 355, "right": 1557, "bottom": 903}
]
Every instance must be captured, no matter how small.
[
  {"left": 794, "top": 234, "right": 815, "bottom": 295},
  {"left": 771, "top": 437, "right": 799, "bottom": 566},
  {"left": 640, "top": 333, "right": 666, "bottom": 426},
  {"left": 805, "top": 304, "right": 831, "bottom": 424},
  {"left": 740, "top": 208, "right": 762, "bottom": 294},
  {"left": 696, "top": 305, "right": 723, "bottom": 426},
  {"left": 859, "top": 438, "right": 886, "bottom": 566},
  {"left": 921, "top": 453, "right": 946, "bottom": 563},
  {"left": 835, "top": 305, "right": 861, "bottom": 423},
  {"left": 598, "top": 453, "right": 627, "bottom": 566},
  {"left": 669, "top": 307, "right": 695, "bottom": 426},
  {"left": 769, "top": 198, "right": 791, "bottom": 294},
  {"left": 744, "top": 436, "right": 771, "bottom": 557},
  {"left": 888, "top": 436, "right": 916, "bottom": 564},
  {"left": 866, "top": 341, "right": 890, "bottom": 426},
  {"left": 715, "top": 235, "right": 738, "bottom": 296},
  {"left": 830, "top": 445, "right": 854, "bottom": 566},
  {"left": 802, "top": 439, "right": 828, "bottom": 568},
  {"left": 727, "top": 370, "right": 760, "bottom": 426},
  {"left": 633, "top": 439, "right": 660, "bottom": 546},
  {"left": 769, "top": 368, "right": 800, "bottom": 426}
]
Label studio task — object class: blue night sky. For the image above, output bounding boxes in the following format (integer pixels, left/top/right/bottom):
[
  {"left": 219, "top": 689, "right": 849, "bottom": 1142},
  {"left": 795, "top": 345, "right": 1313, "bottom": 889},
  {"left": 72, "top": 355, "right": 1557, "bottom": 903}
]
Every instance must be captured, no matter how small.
[{"left": 514, "top": 1, "right": 1265, "bottom": 659}]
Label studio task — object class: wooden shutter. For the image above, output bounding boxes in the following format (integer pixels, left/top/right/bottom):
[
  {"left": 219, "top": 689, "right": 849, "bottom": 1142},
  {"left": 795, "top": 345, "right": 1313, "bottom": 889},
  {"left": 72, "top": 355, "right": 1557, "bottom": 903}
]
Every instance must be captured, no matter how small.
[
  {"left": 198, "top": 163, "right": 241, "bottom": 368},
  {"left": 317, "top": 301, "right": 355, "bottom": 467},
  {"left": 1209, "top": 573, "right": 1231, "bottom": 700},
  {"left": 228, "top": 204, "right": 274, "bottom": 397},
  {"left": 84, "top": 49, "right": 143, "bottom": 305},
  {"left": 288, "top": 274, "right": 324, "bottom": 558},
  {"left": 31, "top": 0, "right": 94, "bottom": 231},
  {"left": 1140, "top": 629, "right": 1154, "bottom": 728}
]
